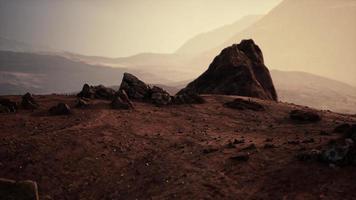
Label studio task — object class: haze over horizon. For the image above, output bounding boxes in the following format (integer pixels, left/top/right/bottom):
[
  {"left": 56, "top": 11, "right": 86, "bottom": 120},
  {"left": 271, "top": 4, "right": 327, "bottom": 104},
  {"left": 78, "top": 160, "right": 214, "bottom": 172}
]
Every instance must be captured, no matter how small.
[{"left": 0, "top": 0, "right": 283, "bottom": 57}]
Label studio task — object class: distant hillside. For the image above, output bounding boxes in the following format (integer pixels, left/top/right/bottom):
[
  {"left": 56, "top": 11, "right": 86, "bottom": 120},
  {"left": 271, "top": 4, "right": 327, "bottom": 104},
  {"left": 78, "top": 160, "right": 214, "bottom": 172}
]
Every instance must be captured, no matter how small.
[
  {"left": 0, "top": 51, "right": 128, "bottom": 95},
  {"left": 176, "top": 15, "right": 263, "bottom": 55},
  {"left": 0, "top": 36, "right": 55, "bottom": 53}
]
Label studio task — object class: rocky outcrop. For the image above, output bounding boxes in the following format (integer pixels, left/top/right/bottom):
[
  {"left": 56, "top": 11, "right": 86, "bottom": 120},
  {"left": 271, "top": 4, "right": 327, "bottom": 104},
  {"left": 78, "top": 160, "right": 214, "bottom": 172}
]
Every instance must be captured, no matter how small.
[
  {"left": 150, "top": 86, "right": 172, "bottom": 106},
  {"left": 49, "top": 103, "right": 71, "bottom": 115},
  {"left": 111, "top": 90, "right": 134, "bottom": 110},
  {"left": 178, "top": 39, "right": 277, "bottom": 101},
  {"left": 77, "top": 84, "right": 115, "bottom": 100},
  {"left": 119, "top": 73, "right": 150, "bottom": 100},
  {"left": 21, "top": 92, "right": 39, "bottom": 109},
  {"left": 0, "top": 98, "right": 17, "bottom": 112},
  {"left": 75, "top": 98, "right": 90, "bottom": 108},
  {"left": 0, "top": 178, "right": 39, "bottom": 200}
]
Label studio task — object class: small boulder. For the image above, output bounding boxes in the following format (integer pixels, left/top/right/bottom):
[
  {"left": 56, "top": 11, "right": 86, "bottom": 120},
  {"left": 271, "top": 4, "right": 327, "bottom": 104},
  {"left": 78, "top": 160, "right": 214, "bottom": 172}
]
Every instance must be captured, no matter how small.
[
  {"left": 0, "top": 178, "right": 39, "bottom": 200},
  {"left": 77, "top": 84, "right": 94, "bottom": 98},
  {"left": 21, "top": 93, "right": 39, "bottom": 109},
  {"left": 49, "top": 103, "right": 71, "bottom": 115},
  {"left": 289, "top": 109, "right": 321, "bottom": 122},
  {"left": 150, "top": 86, "right": 171, "bottom": 106},
  {"left": 224, "top": 98, "right": 265, "bottom": 111},
  {"left": 0, "top": 98, "right": 17, "bottom": 112},
  {"left": 119, "top": 73, "right": 150, "bottom": 100},
  {"left": 172, "top": 92, "right": 205, "bottom": 105}
]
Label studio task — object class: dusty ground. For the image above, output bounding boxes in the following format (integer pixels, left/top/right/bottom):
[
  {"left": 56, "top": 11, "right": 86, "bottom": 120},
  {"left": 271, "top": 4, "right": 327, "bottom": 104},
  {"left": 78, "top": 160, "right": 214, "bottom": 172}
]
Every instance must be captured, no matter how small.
[{"left": 0, "top": 95, "right": 356, "bottom": 200}]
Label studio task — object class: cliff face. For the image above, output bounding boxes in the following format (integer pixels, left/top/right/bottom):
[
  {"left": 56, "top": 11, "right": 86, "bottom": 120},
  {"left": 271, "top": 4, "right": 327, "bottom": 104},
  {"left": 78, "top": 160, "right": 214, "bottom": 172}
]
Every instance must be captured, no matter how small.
[{"left": 178, "top": 39, "right": 278, "bottom": 101}]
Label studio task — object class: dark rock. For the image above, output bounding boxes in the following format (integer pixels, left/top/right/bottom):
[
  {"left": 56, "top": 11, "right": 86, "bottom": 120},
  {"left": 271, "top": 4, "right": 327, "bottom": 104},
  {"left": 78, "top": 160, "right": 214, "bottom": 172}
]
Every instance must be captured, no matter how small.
[
  {"left": 288, "top": 140, "right": 300, "bottom": 145},
  {"left": 0, "top": 98, "right": 17, "bottom": 112},
  {"left": 0, "top": 105, "right": 10, "bottom": 113},
  {"left": 264, "top": 143, "right": 276, "bottom": 149},
  {"left": 177, "top": 39, "right": 277, "bottom": 101},
  {"left": 172, "top": 92, "right": 205, "bottom": 105},
  {"left": 150, "top": 86, "right": 172, "bottom": 106},
  {"left": 111, "top": 90, "right": 134, "bottom": 110},
  {"left": 321, "top": 139, "right": 354, "bottom": 164},
  {"left": 233, "top": 139, "right": 245, "bottom": 144},
  {"left": 0, "top": 178, "right": 39, "bottom": 200},
  {"left": 289, "top": 109, "right": 321, "bottom": 122},
  {"left": 119, "top": 73, "right": 150, "bottom": 100},
  {"left": 75, "top": 98, "right": 89, "bottom": 108},
  {"left": 21, "top": 93, "right": 39, "bottom": 109},
  {"left": 77, "top": 84, "right": 115, "bottom": 100},
  {"left": 333, "top": 123, "right": 351, "bottom": 133},
  {"left": 49, "top": 103, "right": 71, "bottom": 115},
  {"left": 242, "top": 143, "right": 257, "bottom": 151},
  {"left": 202, "top": 148, "right": 218, "bottom": 154},
  {"left": 224, "top": 98, "right": 265, "bottom": 111},
  {"left": 345, "top": 124, "right": 356, "bottom": 142},
  {"left": 230, "top": 152, "right": 250, "bottom": 161},
  {"left": 302, "top": 138, "right": 315, "bottom": 144},
  {"left": 296, "top": 149, "right": 322, "bottom": 161}
]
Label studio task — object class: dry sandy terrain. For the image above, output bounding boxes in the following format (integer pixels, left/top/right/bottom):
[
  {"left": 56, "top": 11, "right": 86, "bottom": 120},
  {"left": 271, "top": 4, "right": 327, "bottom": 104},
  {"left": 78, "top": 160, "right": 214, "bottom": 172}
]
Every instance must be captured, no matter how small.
[{"left": 0, "top": 95, "right": 355, "bottom": 200}]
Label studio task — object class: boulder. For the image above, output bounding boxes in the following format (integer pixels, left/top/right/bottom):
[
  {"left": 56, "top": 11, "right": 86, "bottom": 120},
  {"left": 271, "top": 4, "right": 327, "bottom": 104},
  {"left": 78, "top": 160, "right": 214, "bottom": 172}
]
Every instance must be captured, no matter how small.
[
  {"left": 0, "top": 98, "right": 17, "bottom": 112},
  {"left": 77, "top": 84, "right": 115, "bottom": 100},
  {"left": 21, "top": 92, "right": 39, "bottom": 109},
  {"left": 150, "top": 86, "right": 172, "bottom": 106},
  {"left": 289, "top": 109, "right": 321, "bottom": 122},
  {"left": 0, "top": 105, "right": 10, "bottom": 113},
  {"left": 111, "top": 90, "right": 134, "bottom": 110},
  {"left": 119, "top": 73, "right": 150, "bottom": 100},
  {"left": 224, "top": 98, "right": 265, "bottom": 111},
  {"left": 177, "top": 39, "right": 278, "bottom": 101},
  {"left": 49, "top": 103, "right": 71, "bottom": 115},
  {"left": 172, "top": 92, "right": 205, "bottom": 105},
  {"left": 0, "top": 178, "right": 39, "bottom": 200}
]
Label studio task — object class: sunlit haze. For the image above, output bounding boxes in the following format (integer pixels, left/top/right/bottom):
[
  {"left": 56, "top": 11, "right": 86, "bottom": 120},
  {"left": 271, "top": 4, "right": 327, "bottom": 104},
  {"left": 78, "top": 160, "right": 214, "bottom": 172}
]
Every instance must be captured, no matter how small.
[{"left": 0, "top": 0, "right": 282, "bottom": 57}]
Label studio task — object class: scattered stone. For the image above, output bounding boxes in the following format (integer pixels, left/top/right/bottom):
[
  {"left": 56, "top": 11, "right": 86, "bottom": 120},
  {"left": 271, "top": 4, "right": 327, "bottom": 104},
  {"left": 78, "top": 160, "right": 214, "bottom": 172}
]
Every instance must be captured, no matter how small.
[
  {"left": 0, "top": 98, "right": 17, "bottom": 112},
  {"left": 119, "top": 73, "right": 150, "bottom": 100},
  {"left": 177, "top": 39, "right": 278, "bottom": 101},
  {"left": 289, "top": 109, "right": 321, "bottom": 122},
  {"left": 172, "top": 92, "right": 205, "bottom": 105},
  {"left": 21, "top": 93, "right": 39, "bottom": 109},
  {"left": 321, "top": 141, "right": 352, "bottom": 164},
  {"left": 224, "top": 98, "right": 265, "bottom": 111},
  {"left": 265, "top": 138, "right": 273, "bottom": 142},
  {"left": 345, "top": 124, "right": 356, "bottom": 142},
  {"left": 49, "top": 103, "right": 71, "bottom": 115},
  {"left": 230, "top": 152, "right": 250, "bottom": 161},
  {"left": 75, "top": 98, "right": 89, "bottom": 108},
  {"left": 0, "top": 178, "right": 39, "bottom": 200},
  {"left": 150, "top": 86, "right": 171, "bottom": 106}
]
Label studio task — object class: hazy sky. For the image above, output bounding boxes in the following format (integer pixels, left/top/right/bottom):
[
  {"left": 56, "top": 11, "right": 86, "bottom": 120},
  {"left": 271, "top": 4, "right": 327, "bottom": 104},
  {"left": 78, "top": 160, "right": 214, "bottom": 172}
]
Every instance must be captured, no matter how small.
[{"left": 0, "top": 0, "right": 283, "bottom": 57}]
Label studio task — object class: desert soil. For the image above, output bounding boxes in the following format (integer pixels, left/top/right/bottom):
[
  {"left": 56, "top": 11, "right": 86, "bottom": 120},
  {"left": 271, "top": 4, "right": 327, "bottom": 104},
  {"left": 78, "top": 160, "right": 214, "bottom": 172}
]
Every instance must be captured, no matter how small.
[{"left": 0, "top": 95, "right": 355, "bottom": 200}]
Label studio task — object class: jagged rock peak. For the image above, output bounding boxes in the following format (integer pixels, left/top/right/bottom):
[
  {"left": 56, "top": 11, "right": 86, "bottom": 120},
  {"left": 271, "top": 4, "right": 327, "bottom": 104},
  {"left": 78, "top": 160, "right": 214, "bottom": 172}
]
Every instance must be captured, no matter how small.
[{"left": 178, "top": 39, "right": 278, "bottom": 101}]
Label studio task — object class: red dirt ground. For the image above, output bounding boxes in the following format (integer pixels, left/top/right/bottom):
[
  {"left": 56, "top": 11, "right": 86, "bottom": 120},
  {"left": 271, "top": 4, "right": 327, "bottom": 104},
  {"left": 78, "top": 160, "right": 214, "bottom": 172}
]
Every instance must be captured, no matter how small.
[{"left": 0, "top": 95, "right": 355, "bottom": 200}]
